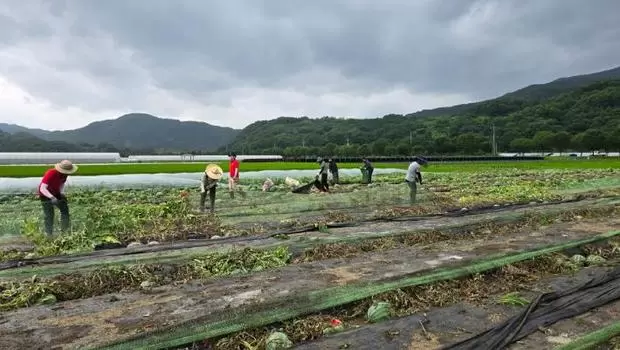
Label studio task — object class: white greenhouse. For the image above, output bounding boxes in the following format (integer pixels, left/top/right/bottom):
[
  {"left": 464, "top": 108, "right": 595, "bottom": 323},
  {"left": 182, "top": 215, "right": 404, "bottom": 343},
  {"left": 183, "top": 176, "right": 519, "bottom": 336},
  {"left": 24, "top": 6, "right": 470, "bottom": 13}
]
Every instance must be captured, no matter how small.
[
  {"left": 124, "top": 154, "right": 284, "bottom": 162},
  {"left": 0, "top": 152, "right": 122, "bottom": 165}
]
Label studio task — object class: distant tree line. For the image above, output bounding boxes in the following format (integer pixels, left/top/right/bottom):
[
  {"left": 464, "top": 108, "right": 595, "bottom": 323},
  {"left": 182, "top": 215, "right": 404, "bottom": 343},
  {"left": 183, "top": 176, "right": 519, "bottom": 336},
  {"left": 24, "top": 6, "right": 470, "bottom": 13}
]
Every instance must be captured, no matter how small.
[
  {"left": 0, "top": 131, "right": 222, "bottom": 156},
  {"left": 3, "top": 80, "right": 620, "bottom": 157},
  {"left": 221, "top": 80, "right": 620, "bottom": 156}
]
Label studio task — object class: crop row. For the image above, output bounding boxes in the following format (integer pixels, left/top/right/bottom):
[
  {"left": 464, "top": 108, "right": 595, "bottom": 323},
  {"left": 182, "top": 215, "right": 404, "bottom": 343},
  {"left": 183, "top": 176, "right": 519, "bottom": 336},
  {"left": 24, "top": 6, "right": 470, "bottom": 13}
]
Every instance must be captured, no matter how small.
[
  {"left": 93, "top": 231, "right": 620, "bottom": 350},
  {"left": 1, "top": 169, "right": 618, "bottom": 262},
  {"left": 2, "top": 214, "right": 618, "bottom": 349},
  {"left": 1, "top": 204, "right": 614, "bottom": 310}
]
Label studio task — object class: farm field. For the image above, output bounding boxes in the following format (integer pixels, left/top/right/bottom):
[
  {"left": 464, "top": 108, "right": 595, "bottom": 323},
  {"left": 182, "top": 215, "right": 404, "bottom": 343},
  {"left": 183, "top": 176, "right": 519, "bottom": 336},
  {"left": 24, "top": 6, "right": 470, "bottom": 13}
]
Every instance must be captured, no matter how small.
[
  {"left": 0, "top": 167, "right": 619, "bottom": 350},
  {"left": 0, "top": 158, "right": 619, "bottom": 177}
]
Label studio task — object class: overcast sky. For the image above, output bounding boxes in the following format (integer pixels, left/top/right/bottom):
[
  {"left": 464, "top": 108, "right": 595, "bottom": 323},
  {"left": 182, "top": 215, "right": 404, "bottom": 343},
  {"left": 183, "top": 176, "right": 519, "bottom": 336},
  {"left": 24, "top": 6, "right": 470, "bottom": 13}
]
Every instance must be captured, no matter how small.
[{"left": 1, "top": 0, "right": 618, "bottom": 131}]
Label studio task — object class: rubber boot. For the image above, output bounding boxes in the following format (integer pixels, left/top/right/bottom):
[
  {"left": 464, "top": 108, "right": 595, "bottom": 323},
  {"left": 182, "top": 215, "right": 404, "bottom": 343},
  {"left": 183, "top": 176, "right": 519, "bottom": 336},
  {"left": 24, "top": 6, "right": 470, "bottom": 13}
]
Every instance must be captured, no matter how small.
[{"left": 229, "top": 191, "right": 234, "bottom": 199}]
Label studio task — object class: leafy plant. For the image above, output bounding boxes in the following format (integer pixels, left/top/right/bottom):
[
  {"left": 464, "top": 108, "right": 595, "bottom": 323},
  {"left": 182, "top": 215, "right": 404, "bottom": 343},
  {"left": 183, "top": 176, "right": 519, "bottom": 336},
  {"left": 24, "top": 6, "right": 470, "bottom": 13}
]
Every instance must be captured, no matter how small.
[{"left": 498, "top": 292, "right": 530, "bottom": 306}]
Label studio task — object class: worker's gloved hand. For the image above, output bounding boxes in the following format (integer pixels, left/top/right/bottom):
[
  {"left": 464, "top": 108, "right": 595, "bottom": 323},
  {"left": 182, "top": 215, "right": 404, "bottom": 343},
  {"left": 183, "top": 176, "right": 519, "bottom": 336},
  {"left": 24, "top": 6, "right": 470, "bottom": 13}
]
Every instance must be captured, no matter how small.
[{"left": 50, "top": 198, "right": 59, "bottom": 205}]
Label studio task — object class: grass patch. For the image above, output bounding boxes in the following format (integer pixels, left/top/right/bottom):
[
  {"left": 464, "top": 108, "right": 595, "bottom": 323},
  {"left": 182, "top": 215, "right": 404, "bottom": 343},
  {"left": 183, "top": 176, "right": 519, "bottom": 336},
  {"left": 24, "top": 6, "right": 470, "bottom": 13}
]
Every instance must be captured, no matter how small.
[
  {"left": 498, "top": 292, "right": 530, "bottom": 306},
  {"left": 4, "top": 162, "right": 355, "bottom": 177},
  {"left": 0, "top": 159, "right": 619, "bottom": 177}
]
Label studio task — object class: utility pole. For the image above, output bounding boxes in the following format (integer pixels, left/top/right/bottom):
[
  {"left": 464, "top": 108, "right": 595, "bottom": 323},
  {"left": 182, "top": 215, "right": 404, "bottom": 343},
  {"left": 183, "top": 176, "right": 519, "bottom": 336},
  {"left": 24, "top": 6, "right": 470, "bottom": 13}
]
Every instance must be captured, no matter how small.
[
  {"left": 491, "top": 123, "right": 497, "bottom": 156},
  {"left": 409, "top": 130, "right": 413, "bottom": 145},
  {"left": 302, "top": 138, "right": 305, "bottom": 148}
]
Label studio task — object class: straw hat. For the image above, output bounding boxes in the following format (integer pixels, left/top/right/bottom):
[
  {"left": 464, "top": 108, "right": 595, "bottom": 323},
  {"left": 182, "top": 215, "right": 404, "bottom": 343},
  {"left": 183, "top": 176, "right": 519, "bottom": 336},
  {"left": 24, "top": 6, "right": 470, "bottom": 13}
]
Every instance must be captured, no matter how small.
[
  {"left": 55, "top": 160, "right": 78, "bottom": 175},
  {"left": 204, "top": 164, "right": 223, "bottom": 180}
]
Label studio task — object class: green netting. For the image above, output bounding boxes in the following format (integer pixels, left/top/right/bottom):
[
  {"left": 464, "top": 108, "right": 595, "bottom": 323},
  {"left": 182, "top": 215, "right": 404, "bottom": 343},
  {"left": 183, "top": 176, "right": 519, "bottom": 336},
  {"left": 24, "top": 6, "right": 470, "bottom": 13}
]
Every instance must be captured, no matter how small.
[
  {"left": 91, "top": 229, "right": 620, "bottom": 350},
  {"left": 554, "top": 321, "right": 620, "bottom": 350},
  {"left": 2, "top": 198, "right": 617, "bottom": 279}
]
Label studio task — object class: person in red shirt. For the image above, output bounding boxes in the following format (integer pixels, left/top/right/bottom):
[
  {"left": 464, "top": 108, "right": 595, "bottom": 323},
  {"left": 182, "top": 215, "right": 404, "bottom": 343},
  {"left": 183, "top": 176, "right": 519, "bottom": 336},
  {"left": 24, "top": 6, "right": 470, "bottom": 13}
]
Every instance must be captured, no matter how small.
[
  {"left": 228, "top": 153, "right": 244, "bottom": 198},
  {"left": 38, "top": 160, "right": 78, "bottom": 236}
]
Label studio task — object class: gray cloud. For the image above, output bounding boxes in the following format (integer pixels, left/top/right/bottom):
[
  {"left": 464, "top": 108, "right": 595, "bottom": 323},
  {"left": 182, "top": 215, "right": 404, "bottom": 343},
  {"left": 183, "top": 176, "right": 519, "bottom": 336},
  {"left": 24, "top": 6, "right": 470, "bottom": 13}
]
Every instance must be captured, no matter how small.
[{"left": 0, "top": 0, "right": 619, "bottom": 130}]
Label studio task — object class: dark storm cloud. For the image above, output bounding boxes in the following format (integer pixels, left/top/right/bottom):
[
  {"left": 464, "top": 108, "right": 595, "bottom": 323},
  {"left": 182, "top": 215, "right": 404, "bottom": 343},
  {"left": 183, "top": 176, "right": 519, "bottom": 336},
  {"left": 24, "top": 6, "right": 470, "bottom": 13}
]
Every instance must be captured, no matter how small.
[
  {"left": 65, "top": 0, "right": 620, "bottom": 98},
  {"left": 0, "top": 0, "right": 619, "bottom": 129}
]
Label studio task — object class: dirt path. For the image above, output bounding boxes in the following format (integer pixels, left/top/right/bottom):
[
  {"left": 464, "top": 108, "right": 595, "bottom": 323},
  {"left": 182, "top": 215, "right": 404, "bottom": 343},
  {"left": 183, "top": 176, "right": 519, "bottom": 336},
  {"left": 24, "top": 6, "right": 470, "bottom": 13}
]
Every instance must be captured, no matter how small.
[
  {"left": 0, "top": 218, "right": 618, "bottom": 350},
  {"left": 2, "top": 197, "right": 617, "bottom": 279},
  {"left": 295, "top": 266, "right": 620, "bottom": 350}
]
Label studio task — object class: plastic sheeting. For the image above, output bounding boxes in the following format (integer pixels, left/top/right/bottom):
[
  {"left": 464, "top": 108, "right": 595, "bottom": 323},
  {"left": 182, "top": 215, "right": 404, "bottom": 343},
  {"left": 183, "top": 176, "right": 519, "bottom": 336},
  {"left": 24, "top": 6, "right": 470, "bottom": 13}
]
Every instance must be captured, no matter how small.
[
  {"left": 90, "top": 231, "right": 620, "bottom": 350},
  {"left": 443, "top": 265, "right": 620, "bottom": 350},
  {"left": 0, "top": 168, "right": 406, "bottom": 193}
]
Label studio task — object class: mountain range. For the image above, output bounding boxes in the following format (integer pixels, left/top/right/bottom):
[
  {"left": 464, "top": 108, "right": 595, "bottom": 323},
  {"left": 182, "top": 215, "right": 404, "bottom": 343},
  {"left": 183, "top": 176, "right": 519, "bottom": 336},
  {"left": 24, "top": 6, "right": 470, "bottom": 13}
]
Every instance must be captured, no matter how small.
[
  {"left": 1, "top": 65, "right": 619, "bottom": 154},
  {"left": 0, "top": 114, "right": 239, "bottom": 152}
]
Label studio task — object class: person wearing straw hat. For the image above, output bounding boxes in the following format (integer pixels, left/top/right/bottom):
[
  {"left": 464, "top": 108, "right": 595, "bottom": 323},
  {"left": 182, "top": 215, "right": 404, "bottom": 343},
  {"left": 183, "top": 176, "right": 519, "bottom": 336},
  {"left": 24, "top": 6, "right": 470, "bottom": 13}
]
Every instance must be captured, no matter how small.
[
  {"left": 200, "top": 163, "right": 223, "bottom": 213},
  {"left": 37, "top": 160, "right": 78, "bottom": 236}
]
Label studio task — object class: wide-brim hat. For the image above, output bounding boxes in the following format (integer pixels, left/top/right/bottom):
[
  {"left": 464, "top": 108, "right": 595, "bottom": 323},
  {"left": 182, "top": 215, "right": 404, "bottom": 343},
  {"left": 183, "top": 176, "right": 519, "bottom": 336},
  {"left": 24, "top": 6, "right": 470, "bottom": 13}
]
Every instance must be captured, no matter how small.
[
  {"left": 55, "top": 160, "right": 78, "bottom": 175},
  {"left": 205, "top": 164, "right": 223, "bottom": 180}
]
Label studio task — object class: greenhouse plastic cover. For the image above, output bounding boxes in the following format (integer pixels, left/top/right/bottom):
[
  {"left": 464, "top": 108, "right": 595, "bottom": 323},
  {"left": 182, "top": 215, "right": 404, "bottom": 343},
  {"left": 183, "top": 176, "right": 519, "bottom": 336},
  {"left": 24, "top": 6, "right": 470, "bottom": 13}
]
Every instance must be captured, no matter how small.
[
  {"left": 0, "top": 168, "right": 404, "bottom": 193},
  {"left": 0, "top": 153, "right": 282, "bottom": 164},
  {"left": 125, "top": 154, "right": 283, "bottom": 162}
]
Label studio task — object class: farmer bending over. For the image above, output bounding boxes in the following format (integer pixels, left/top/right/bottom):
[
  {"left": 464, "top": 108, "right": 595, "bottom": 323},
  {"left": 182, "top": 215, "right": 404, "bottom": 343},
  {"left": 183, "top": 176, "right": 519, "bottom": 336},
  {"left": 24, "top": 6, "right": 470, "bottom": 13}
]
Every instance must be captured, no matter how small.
[
  {"left": 316, "top": 157, "right": 330, "bottom": 192},
  {"left": 405, "top": 157, "right": 428, "bottom": 204},
  {"left": 201, "top": 164, "right": 223, "bottom": 213},
  {"left": 228, "top": 153, "right": 245, "bottom": 199},
  {"left": 38, "top": 160, "right": 78, "bottom": 236}
]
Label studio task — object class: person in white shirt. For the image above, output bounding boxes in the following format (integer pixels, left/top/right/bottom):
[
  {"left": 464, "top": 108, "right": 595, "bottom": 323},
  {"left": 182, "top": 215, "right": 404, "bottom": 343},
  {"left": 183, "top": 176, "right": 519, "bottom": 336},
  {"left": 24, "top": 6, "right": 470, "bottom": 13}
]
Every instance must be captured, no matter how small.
[{"left": 405, "top": 157, "right": 427, "bottom": 204}]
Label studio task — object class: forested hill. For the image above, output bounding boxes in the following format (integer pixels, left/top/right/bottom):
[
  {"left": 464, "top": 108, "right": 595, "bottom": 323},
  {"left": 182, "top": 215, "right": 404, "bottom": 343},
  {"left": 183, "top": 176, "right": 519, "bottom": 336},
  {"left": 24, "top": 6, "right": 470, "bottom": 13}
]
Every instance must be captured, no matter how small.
[
  {"left": 222, "top": 80, "right": 620, "bottom": 156},
  {"left": 374, "top": 65, "right": 620, "bottom": 119},
  {"left": 0, "top": 130, "right": 120, "bottom": 153},
  {"left": 502, "top": 65, "right": 620, "bottom": 101},
  {"left": 0, "top": 113, "right": 240, "bottom": 152}
]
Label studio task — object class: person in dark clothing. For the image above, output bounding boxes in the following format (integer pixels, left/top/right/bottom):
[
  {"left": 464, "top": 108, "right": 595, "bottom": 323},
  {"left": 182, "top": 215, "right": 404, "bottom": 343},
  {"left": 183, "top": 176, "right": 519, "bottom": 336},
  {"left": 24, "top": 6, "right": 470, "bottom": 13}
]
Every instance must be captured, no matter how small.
[
  {"left": 328, "top": 158, "right": 339, "bottom": 185},
  {"left": 316, "top": 157, "right": 330, "bottom": 192},
  {"left": 38, "top": 160, "right": 78, "bottom": 236},
  {"left": 200, "top": 164, "right": 223, "bottom": 213},
  {"left": 361, "top": 158, "right": 374, "bottom": 184}
]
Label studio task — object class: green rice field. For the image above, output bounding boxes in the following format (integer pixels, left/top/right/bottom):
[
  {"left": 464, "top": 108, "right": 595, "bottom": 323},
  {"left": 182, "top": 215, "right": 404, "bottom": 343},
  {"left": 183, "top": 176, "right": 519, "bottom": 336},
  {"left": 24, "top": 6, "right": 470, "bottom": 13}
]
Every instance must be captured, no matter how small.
[{"left": 0, "top": 158, "right": 618, "bottom": 177}]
